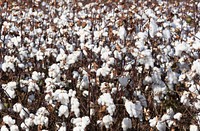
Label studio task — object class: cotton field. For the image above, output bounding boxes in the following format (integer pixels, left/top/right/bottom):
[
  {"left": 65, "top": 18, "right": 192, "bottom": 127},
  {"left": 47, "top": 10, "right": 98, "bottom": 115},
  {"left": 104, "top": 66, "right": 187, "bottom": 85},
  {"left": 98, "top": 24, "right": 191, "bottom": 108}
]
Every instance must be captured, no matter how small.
[{"left": 0, "top": 0, "right": 200, "bottom": 130}]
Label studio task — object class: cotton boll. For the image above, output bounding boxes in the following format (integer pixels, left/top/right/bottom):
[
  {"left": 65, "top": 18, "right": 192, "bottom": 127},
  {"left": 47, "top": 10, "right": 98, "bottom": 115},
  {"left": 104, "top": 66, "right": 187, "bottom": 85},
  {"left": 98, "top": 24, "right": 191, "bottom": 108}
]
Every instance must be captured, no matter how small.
[
  {"left": 118, "top": 25, "right": 127, "bottom": 42},
  {"left": 156, "top": 121, "right": 166, "bottom": 131},
  {"left": 162, "top": 28, "right": 171, "bottom": 42},
  {"left": 70, "top": 97, "right": 80, "bottom": 117},
  {"left": 6, "top": 82, "right": 17, "bottom": 90},
  {"left": 190, "top": 125, "right": 199, "bottom": 131},
  {"left": 161, "top": 114, "right": 171, "bottom": 121},
  {"left": 118, "top": 76, "right": 129, "bottom": 87},
  {"left": 143, "top": 76, "right": 152, "bottom": 85},
  {"left": 125, "top": 100, "right": 143, "bottom": 119},
  {"left": 114, "top": 50, "right": 122, "bottom": 60},
  {"left": 0, "top": 100, "right": 3, "bottom": 110},
  {"left": 19, "top": 107, "right": 29, "bottom": 119},
  {"left": 98, "top": 93, "right": 116, "bottom": 116},
  {"left": 13, "top": 103, "right": 23, "bottom": 113},
  {"left": 194, "top": 100, "right": 200, "bottom": 110},
  {"left": 25, "top": 117, "right": 34, "bottom": 127},
  {"left": 174, "top": 42, "right": 190, "bottom": 56},
  {"left": 48, "top": 64, "right": 61, "bottom": 79},
  {"left": 121, "top": 118, "right": 132, "bottom": 131},
  {"left": 58, "top": 105, "right": 69, "bottom": 118},
  {"left": 149, "top": 18, "right": 158, "bottom": 38},
  {"left": 10, "top": 125, "right": 19, "bottom": 131},
  {"left": 81, "top": 116, "right": 90, "bottom": 129},
  {"left": 180, "top": 91, "right": 191, "bottom": 106},
  {"left": 107, "top": 105, "right": 116, "bottom": 116},
  {"left": 5, "top": 89, "right": 16, "bottom": 99},
  {"left": 58, "top": 122, "right": 66, "bottom": 131},
  {"left": 80, "top": 75, "right": 89, "bottom": 90},
  {"left": 102, "top": 115, "right": 113, "bottom": 129},
  {"left": 28, "top": 80, "right": 40, "bottom": 92},
  {"left": 32, "top": 71, "right": 43, "bottom": 81},
  {"left": 191, "top": 59, "right": 200, "bottom": 75},
  {"left": 149, "top": 117, "right": 158, "bottom": 127},
  {"left": 56, "top": 48, "right": 67, "bottom": 62},
  {"left": 3, "top": 115, "right": 16, "bottom": 126},
  {"left": 193, "top": 32, "right": 200, "bottom": 50},
  {"left": 173, "top": 113, "right": 182, "bottom": 121},
  {"left": 72, "top": 71, "right": 79, "bottom": 79},
  {"left": 0, "top": 125, "right": 9, "bottom": 131},
  {"left": 36, "top": 50, "right": 44, "bottom": 61},
  {"left": 36, "top": 107, "right": 49, "bottom": 116},
  {"left": 96, "top": 65, "right": 111, "bottom": 77}
]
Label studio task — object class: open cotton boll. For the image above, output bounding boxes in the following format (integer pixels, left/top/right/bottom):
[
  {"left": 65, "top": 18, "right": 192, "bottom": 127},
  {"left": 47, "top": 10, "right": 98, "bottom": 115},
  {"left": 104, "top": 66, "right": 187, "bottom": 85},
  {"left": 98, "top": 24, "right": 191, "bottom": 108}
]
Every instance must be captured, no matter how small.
[
  {"left": 0, "top": 100, "right": 3, "bottom": 110},
  {"left": 6, "top": 82, "right": 17, "bottom": 90},
  {"left": 98, "top": 93, "right": 116, "bottom": 116},
  {"left": 190, "top": 125, "right": 199, "bottom": 131},
  {"left": 118, "top": 25, "right": 127, "bottom": 41},
  {"left": 0, "top": 125, "right": 9, "bottom": 131},
  {"left": 36, "top": 50, "right": 44, "bottom": 61},
  {"left": 58, "top": 122, "right": 66, "bottom": 131},
  {"left": 180, "top": 91, "right": 191, "bottom": 106},
  {"left": 36, "top": 107, "right": 49, "bottom": 116},
  {"left": 80, "top": 75, "right": 89, "bottom": 90},
  {"left": 56, "top": 48, "right": 67, "bottom": 62},
  {"left": 67, "top": 51, "right": 82, "bottom": 65},
  {"left": 149, "top": 117, "right": 158, "bottom": 127},
  {"left": 193, "top": 32, "right": 200, "bottom": 49},
  {"left": 13, "top": 103, "right": 23, "bottom": 113},
  {"left": 58, "top": 105, "right": 69, "bottom": 118},
  {"left": 162, "top": 28, "right": 171, "bottom": 42},
  {"left": 96, "top": 65, "right": 111, "bottom": 77},
  {"left": 19, "top": 107, "right": 29, "bottom": 119},
  {"left": 3, "top": 115, "right": 16, "bottom": 126},
  {"left": 194, "top": 100, "right": 200, "bottom": 110},
  {"left": 32, "top": 71, "right": 44, "bottom": 81},
  {"left": 125, "top": 100, "right": 143, "bottom": 120},
  {"left": 53, "top": 89, "right": 70, "bottom": 105},
  {"left": 102, "top": 115, "right": 113, "bottom": 129},
  {"left": 81, "top": 116, "right": 90, "bottom": 129},
  {"left": 121, "top": 118, "right": 132, "bottom": 131},
  {"left": 70, "top": 97, "right": 80, "bottom": 117},
  {"left": 173, "top": 113, "right": 182, "bottom": 121},
  {"left": 118, "top": 76, "right": 130, "bottom": 87},
  {"left": 156, "top": 121, "right": 166, "bottom": 131},
  {"left": 5, "top": 89, "right": 16, "bottom": 99},
  {"left": 10, "top": 125, "right": 19, "bottom": 131},
  {"left": 174, "top": 42, "right": 190, "bottom": 56},
  {"left": 149, "top": 18, "right": 158, "bottom": 38},
  {"left": 161, "top": 114, "right": 171, "bottom": 121},
  {"left": 34, "top": 115, "right": 49, "bottom": 128},
  {"left": 28, "top": 80, "right": 40, "bottom": 92},
  {"left": 24, "top": 117, "right": 34, "bottom": 127},
  {"left": 191, "top": 59, "right": 200, "bottom": 75}
]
